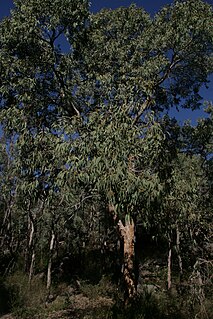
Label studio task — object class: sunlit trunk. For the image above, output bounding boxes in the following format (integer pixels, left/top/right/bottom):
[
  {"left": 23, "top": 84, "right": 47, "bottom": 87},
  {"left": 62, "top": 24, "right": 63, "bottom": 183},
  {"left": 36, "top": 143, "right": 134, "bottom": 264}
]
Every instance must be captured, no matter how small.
[
  {"left": 118, "top": 215, "right": 136, "bottom": 303},
  {"left": 47, "top": 230, "right": 55, "bottom": 291}
]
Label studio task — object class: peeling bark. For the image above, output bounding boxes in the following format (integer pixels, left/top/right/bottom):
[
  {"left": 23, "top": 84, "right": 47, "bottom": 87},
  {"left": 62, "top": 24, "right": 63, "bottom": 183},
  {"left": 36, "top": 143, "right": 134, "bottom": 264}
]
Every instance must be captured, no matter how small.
[{"left": 118, "top": 216, "right": 136, "bottom": 303}]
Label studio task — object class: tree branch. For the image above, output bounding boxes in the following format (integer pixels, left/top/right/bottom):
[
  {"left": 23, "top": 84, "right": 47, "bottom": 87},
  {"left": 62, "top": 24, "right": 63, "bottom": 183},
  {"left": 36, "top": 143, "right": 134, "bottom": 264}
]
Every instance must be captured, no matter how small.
[{"left": 132, "top": 96, "right": 152, "bottom": 126}]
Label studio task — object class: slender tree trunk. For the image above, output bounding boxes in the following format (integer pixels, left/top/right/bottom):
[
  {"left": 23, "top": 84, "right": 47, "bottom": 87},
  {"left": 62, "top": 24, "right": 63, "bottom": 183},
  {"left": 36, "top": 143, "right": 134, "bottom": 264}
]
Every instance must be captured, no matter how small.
[
  {"left": 167, "top": 240, "right": 172, "bottom": 290},
  {"left": 118, "top": 215, "right": 136, "bottom": 303},
  {"left": 47, "top": 230, "right": 55, "bottom": 291},
  {"left": 28, "top": 220, "right": 35, "bottom": 283},
  {"left": 25, "top": 206, "right": 32, "bottom": 272},
  {"left": 25, "top": 209, "right": 36, "bottom": 279},
  {"left": 29, "top": 250, "right": 35, "bottom": 283},
  {"left": 176, "top": 224, "right": 183, "bottom": 280},
  {"left": 27, "top": 201, "right": 43, "bottom": 281},
  {"left": 28, "top": 218, "right": 34, "bottom": 248}
]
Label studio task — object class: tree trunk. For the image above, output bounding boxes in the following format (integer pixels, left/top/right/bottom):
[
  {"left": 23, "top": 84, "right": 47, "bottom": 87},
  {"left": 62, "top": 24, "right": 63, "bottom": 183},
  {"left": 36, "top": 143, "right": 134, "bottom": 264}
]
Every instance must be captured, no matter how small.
[
  {"left": 27, "top": 200, "right": 43, "bottom": 282},
  {"left": 167, "top": 241, "right": 172, "bottom": 290},
  {"left": 118, "top": 215, "right": 136, "bottom": 303},
  {"left": 176, "top": 224, "right": 183, "bottom": 280},
  {"left": 29, "top": 250, "right": 35, "bottom": 284},
  {"left": 47, "top": 230, "right": 55, "bottom": 291},
  {"left": 28, "top": 219, "right": 35, "bottom": 283},
  {"left": 25, "top": 209, "right": 36, "bottom": 280}
]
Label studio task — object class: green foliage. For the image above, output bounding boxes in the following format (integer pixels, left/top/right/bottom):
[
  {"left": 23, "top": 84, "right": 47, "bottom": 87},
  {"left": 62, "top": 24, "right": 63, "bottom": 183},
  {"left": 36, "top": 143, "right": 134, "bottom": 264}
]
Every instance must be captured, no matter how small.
[
  {"left": 82, "top": 0, "right": 213, "bottom": 112},
  {"left": 0, "top": 0, "right": 212, "bottom": 317}
]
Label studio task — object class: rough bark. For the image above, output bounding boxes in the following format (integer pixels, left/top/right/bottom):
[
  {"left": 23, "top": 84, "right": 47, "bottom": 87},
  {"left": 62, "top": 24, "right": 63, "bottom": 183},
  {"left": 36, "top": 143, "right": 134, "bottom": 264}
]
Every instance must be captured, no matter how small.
[{"left": 118, "top": 215, "right": 136, "bottom": 303}]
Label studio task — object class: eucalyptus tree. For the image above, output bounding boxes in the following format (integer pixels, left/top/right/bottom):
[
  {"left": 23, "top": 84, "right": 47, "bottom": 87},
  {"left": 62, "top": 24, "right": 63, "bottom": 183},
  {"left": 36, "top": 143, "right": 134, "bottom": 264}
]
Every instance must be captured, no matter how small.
[
  {"left": 0, "top": 0, "right": 213, "bottom": 304},
  {"left": 0, "top": 0, "right": 90, "bottom": 285},
  {"left": 0, "top": 0, "right": 89, "bottom": 197},
  {"left": 82, "top": 1, "right": 212, "bottom": 116},
  {"left": 68, "top": 0, "right": 213, "bottom": 300}
]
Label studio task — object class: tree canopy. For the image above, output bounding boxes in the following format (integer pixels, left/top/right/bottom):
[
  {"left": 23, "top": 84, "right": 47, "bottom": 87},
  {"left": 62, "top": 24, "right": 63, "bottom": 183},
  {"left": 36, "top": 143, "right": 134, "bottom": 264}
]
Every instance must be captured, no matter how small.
[{"left": 0, "top": 0, "right": 212, "bottom": 317}]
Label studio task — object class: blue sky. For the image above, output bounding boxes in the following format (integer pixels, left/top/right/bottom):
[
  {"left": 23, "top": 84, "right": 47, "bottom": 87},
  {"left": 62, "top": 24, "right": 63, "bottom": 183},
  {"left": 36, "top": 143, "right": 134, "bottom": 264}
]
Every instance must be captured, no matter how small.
[{"left": 0, "top": 0, "right": 212, "bottom": 124}]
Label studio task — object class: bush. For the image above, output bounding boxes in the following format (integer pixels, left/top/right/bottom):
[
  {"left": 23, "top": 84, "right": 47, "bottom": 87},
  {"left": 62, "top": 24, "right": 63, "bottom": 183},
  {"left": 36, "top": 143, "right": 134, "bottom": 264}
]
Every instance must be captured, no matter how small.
[{"left": 4, "top": 271, "right": 47, "bottom": 318}]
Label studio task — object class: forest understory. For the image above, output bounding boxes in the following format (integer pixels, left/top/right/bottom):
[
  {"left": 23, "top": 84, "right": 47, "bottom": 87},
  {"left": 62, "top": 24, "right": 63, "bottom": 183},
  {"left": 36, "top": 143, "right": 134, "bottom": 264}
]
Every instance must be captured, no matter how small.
[{"left": 0, "top": 237, "right": 212, "bottom": 319}]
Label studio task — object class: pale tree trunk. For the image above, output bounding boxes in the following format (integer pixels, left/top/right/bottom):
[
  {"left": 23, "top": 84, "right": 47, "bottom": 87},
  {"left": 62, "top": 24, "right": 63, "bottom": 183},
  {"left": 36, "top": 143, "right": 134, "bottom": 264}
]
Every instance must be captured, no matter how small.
[
  {"left": 25, "top": 208, "right": 36, "bottom": 283},
  {"left": 47, "top": 230, "right": 55, "bottom": 291},
  {"left": 25, "top": 204, "right": 32, "bottom": 272},
  {"left": 167, "top": 240, "right": 172, "bottom": 290},
  {"left": 118, "top": 215, "right": 136, "bottom": 303},
  {"left": 27, "top": 201, "right": 44, "bottom": 283},
  {"left": 28, "top": 218, "right": 35, "bottom": 283},
  {"left": 176, "top": 224, "right": 183, "bottom": 279},
  {"left": 29, "top": 251, "right": 35, "bottom": 283}
]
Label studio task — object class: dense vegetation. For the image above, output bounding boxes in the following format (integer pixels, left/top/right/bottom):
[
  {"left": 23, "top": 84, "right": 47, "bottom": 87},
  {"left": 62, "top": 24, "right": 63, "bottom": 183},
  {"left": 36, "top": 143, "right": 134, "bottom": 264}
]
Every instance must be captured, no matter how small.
[{"left": 0, "top": 0, "right": 212, "bottom": 318}]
